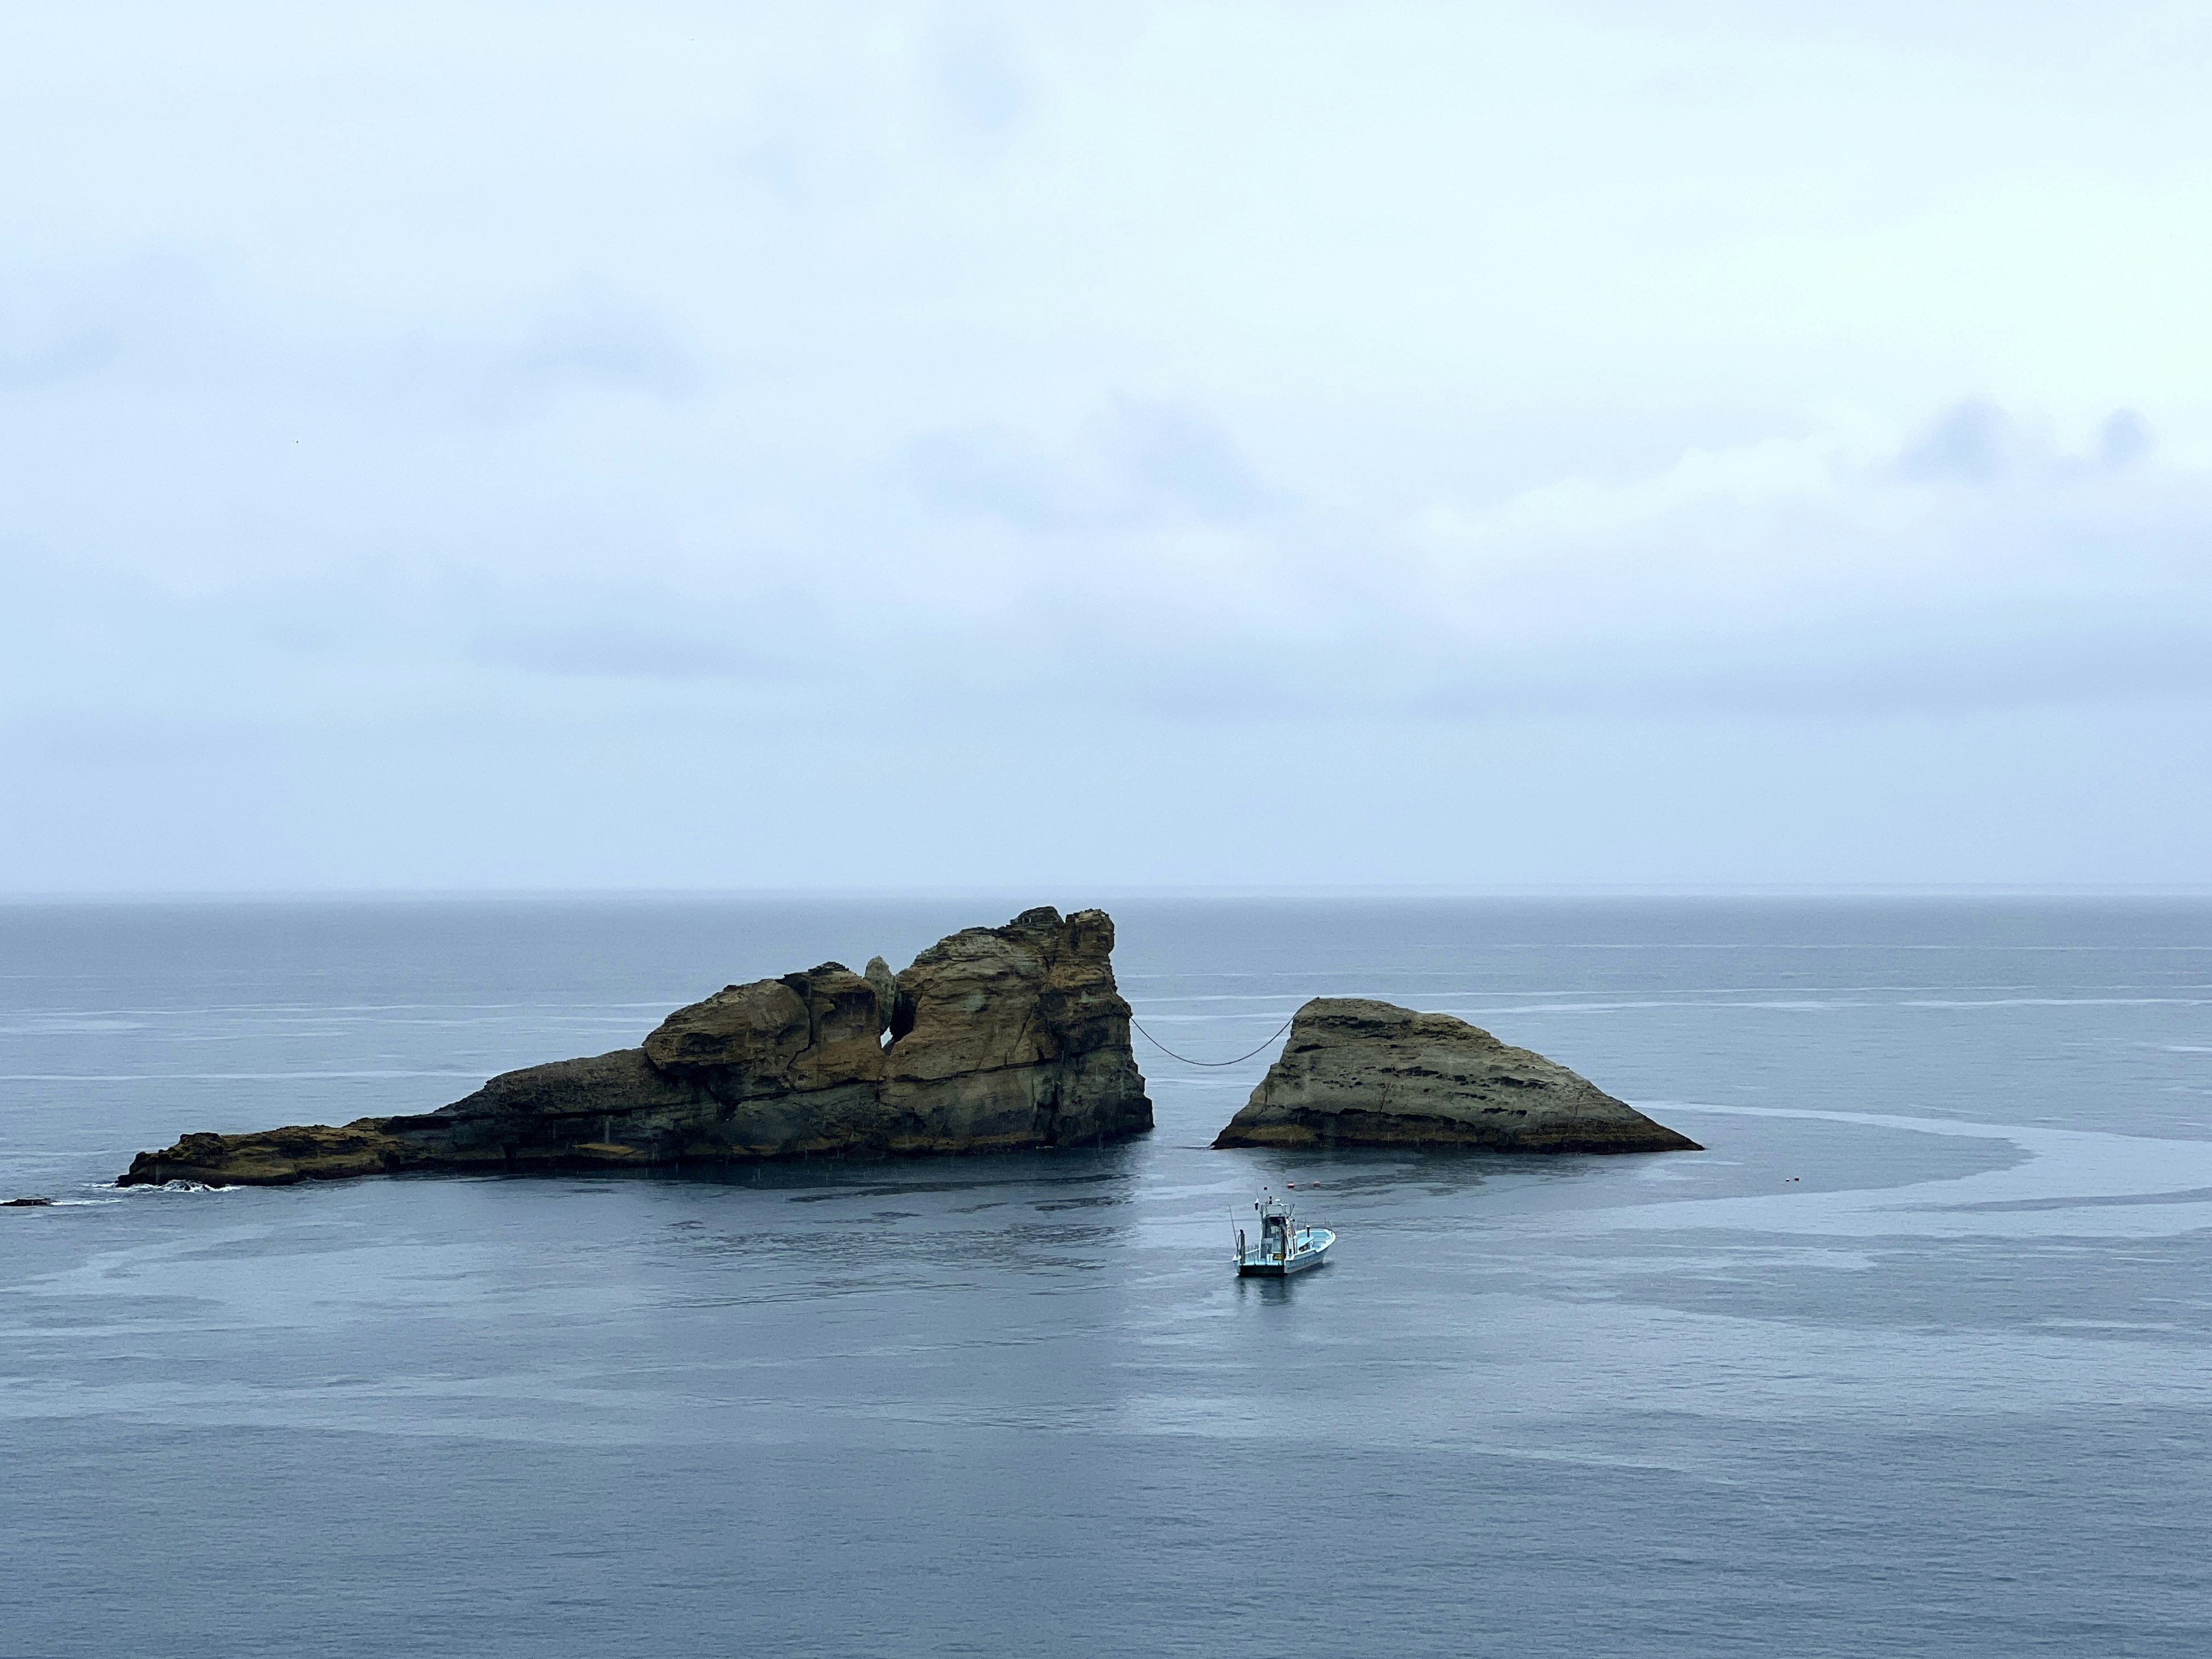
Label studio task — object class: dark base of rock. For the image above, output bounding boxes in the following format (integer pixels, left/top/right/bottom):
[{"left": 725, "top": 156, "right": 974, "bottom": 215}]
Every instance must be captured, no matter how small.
[
  {"left": 117, "top": 1112, "right": 1142, "bottom": 1189},
  {"left": 1211, "top": 1109, "right": 1701, "bottom": 1154}
]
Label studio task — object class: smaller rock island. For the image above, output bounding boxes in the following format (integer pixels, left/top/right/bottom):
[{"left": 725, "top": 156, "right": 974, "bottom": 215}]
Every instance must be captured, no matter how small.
[{"left": 1213, "top": 997, "right": 1699, "bottom": 1154}]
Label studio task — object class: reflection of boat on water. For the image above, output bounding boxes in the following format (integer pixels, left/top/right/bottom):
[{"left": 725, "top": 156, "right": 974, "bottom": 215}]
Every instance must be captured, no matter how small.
[{"left": 1233, "top": 1189, "right": 1335, "bottom": 1277}]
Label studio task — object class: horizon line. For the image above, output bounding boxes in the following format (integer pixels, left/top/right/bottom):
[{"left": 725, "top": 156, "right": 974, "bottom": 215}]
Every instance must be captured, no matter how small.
[{"left": 5, "top": 882, "right": 2212, "bottom": 905}]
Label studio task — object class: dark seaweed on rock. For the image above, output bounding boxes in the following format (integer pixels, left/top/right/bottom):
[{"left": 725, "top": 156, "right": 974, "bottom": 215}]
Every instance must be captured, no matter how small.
[
  {"left": 118, "top": 907, "right": 1153, "bottom": 1187},
  {"left": 1212, "top": 997, "right": 1699, "bottom": 1154}
]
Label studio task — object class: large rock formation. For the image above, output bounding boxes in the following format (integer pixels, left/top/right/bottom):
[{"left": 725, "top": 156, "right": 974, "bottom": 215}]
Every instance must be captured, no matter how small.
[
  {"left": 1212, "top": 998, "right": 1699, "bottom": 1154},
  {"left": 119, "top": 907, "right": 1153, "bottom": 1187}
]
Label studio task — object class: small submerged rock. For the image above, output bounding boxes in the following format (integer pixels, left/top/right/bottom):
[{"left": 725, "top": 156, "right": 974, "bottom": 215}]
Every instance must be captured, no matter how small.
[
  {"left": 1213, "top": 997, "right": 1700, "bottom": 1154},
  {"left": 5, "top": 1196, "right": 55, "bottom": 1206}
]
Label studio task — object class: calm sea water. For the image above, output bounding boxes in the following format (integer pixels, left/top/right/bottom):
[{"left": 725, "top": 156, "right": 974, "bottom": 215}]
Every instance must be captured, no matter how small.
[{"left": 4, "top": 896, "right": 2211, "bottom": 1657}]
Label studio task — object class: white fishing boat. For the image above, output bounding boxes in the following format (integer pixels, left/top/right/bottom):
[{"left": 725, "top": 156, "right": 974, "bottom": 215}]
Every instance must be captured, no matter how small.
[{"left": 1233, "top": 1190, "right": 1335, "bottom": 1277}]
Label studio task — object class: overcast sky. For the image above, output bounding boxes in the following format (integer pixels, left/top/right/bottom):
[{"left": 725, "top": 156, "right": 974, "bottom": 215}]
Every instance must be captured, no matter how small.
[{"left": 3, "top": 1, "right": 2209, "bottom": 892}]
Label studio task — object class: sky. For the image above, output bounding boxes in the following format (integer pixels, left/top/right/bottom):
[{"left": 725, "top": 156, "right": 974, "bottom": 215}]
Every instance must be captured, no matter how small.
[{"left": 3, "top": 0, "right": 2210, "bottom": 892}]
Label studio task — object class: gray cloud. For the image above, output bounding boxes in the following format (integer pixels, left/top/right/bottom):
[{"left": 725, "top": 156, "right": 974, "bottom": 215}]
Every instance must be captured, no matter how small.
[
  {"left": 8, "top": 382, "right": 2210, "bottom": 736},
  {"left": 472, "top": 627, "right": 763, "bottom": 680},
  {"left": 2099, "top": 408, "right": 2152, "bottom": 468},
  {"left": 1893, "top": 400, "right": 2160, "bottom": 488},
  {"left": 907, "top": 427, "right": 1072, "bottom": 530},
  {"left": 1896, "top": 400, "right": 2013, "bottom": 483},
  {"left": 380, "top": 284, "right": 709, "bottom": 420},
  {"left": 938, "top": 37, "right": 1025, "bottom": 133},
  {"left": 1101, "top": 397, "right": 1273, "bottom": 523},
  {"left": 0, "top": 332, "right": 113, "bottom": 389},
  {"left": 907, "top": 397, "right": 1274, "bottom": 531}
]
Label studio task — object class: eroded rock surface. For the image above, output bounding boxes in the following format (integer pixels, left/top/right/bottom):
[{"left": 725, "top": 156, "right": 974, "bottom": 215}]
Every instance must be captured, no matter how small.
[
  {"left": 1212, "top": 998, "right": 1699, "bottom": 1154},
  {"left": 119, "top": 907, "right": 1153, "bottom": 1187}
]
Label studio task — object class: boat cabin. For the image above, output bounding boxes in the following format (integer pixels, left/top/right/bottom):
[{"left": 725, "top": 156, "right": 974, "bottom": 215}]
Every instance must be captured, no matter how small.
[{"left": 1233, "top": 1190, "right": 1335, "bottom": 1277}]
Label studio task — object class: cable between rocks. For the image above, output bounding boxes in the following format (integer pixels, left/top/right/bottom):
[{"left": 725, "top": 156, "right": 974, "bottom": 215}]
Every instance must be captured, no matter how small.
[{"left": 1130, "top": 1016, "right": 1295, "bottom": 1068}]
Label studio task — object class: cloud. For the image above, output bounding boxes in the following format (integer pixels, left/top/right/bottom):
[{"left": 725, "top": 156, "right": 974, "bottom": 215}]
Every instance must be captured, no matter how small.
[
  {"left": 5, "top": 3, "right": 2212, "bottom": 887},
  {"left": 1895, "top": 400, "right": 2012, "bottom": 483},
  {"left": 907, "top": 427, "right": 1072, "bottom": 530},
  {"left": 937, "top": 36, "right": 1025, "bottom": 134},
  {"left": 1102, "top": 397, "right": 1272, "bottom": 522},
  {"left": 2099, "top": 408, "right": 2152, "bottom": 468},
  {"left": 8, "top": 376, "right": 2210, "bottom": 737},
  {"left": 472, "top": 626, "right": 771, "bottom": 680},
  {"left": 906, "top": 397, "right": 1273, "bottom": 532},
  {"left": 0, "top": 332, "right": 113, "bottom": 389},
  {"left": 379, "top": 283, "right": 709, "bottom": 420}
]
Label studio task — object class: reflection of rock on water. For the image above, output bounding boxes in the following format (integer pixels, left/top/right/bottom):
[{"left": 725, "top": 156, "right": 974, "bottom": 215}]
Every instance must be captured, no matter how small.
[
  {"left": 118, "top": 907, "right": 1156, "bottom": 1187},
  {"left": 1213, "top": 997, "right": 1699, "bottom": 1155}
]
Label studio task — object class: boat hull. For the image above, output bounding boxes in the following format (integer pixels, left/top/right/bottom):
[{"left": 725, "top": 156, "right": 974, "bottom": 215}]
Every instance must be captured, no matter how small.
[{"left": 1236, "top": 1228, "right": 1335, "bottom": 1276}]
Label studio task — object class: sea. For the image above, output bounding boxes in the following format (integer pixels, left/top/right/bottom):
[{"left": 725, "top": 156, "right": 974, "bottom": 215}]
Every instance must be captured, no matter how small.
[{"left": 3, "top": 895, "right": 2210, "bottom": 1657}]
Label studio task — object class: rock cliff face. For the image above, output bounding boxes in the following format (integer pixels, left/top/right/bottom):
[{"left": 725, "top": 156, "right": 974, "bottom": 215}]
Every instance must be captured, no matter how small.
[
  {"left": 1212, "top": 998, "right": 1699, "bottom": 1154},
  {"left": 119, "top": 907, "right": 1153, "bottom": 1187}
]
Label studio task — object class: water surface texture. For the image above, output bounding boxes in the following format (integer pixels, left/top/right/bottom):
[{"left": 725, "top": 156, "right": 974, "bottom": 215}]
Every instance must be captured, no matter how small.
[{"left": 5, "top": 897, "right": 2211, "bottom": 1657}]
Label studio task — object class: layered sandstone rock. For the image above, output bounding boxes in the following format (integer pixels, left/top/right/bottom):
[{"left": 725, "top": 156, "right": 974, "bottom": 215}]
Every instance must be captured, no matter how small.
[
  {"left": 1212, "top": 998, "right": 1699, "bottom": 1154},
  {"left": 119, "top": 907, "right": 1153, "bottom": 1187}
]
